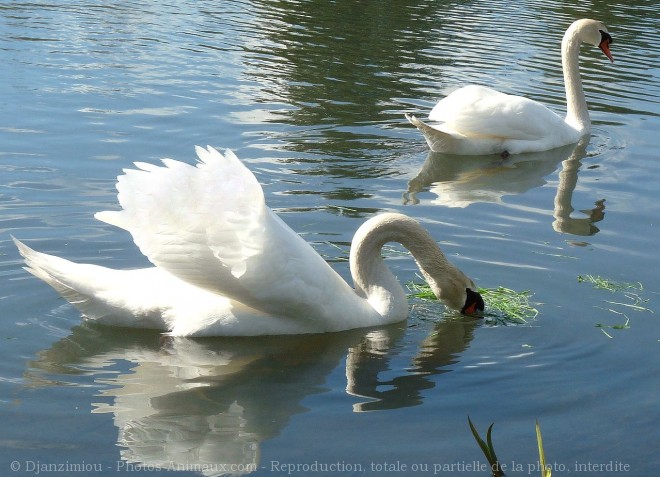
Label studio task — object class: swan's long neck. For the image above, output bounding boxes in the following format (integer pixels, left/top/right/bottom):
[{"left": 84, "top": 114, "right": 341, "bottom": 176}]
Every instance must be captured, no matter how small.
[
  {"left": 349, "top": 213, "right": 473, "bottom": 318},
  {"left": 561, "top": 24, "right": 590, "bottom": 134}
]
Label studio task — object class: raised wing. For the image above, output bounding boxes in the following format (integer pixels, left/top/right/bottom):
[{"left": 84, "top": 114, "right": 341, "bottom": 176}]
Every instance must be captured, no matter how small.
[{"left": 95, "top": 146, "right": 353, "bottom": 320}]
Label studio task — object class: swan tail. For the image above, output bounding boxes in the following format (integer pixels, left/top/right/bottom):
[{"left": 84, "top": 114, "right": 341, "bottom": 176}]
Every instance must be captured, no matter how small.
[
  {"left": 405, "top": 113, "right": 460, "bottom": 153},
  {"left": 13, "top": 238, "right": 166, "bottom": 329},
  {"left": 14, "top": 237, "right": 90, "bottom": 304}
]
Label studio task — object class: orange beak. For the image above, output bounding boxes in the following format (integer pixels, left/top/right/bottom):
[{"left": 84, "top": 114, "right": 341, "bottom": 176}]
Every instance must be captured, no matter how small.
[{"left": 599, "top": 38, "right": 614, "bottom": 63}]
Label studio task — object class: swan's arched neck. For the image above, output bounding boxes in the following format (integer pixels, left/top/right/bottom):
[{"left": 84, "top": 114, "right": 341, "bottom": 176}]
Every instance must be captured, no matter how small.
[
  {"left": 562, "top": 23, "right": 590, "bottom": 134},
  {"left": 348, "top": 213, "right": 478, "bottom": 319}
]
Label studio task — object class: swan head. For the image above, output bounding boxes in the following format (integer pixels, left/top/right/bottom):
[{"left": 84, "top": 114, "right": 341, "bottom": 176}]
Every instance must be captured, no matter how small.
[
  {"left": 572, "top": 19, "right": 614, "bottom": 62},
  {"left": 462, "top": 288, "right": 485, "bottom": 315},
  {"left": 350, "top": 213, "right": 485, "bottom": 318},
  {"left": 422, "top": 268, "right": 484, "bottom": 315}
]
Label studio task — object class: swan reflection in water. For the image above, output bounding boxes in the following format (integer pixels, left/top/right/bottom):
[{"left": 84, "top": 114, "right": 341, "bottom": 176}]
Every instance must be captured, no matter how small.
[
  {"left": 405, "top": 137, "right": 606, "bottom": 236},
  {"left": 26, "top": 315, "right": 479, "bottom": 475}
]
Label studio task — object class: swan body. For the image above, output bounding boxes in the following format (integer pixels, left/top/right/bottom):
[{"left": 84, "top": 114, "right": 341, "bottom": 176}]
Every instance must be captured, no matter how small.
[
  {"left": 15, "top": 146, "right": 483, "bottom": 336},
  {"left": 406, "top": 19, "right": 614, "bottom": 155}
]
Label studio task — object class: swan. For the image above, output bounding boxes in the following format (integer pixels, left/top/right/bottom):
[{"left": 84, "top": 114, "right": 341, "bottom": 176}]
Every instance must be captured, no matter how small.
[
  {"left": 14, "top": 146, "right": 484, "bottom": 337},
  {"left": 405, "top": 19, "right": 614, "bottom": 155}
]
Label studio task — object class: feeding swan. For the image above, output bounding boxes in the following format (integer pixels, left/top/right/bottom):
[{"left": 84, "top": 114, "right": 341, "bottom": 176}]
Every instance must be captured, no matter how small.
[{"left": 14, "top": 146, "right": 483, "bottom": 336}]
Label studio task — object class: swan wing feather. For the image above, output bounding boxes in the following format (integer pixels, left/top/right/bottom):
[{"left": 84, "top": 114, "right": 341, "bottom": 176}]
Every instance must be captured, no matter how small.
[
  {"left": 429, "top": 85, "right": 566, "bottom": 141},
  {"left": 95, "top": 146, "right": 351, "bottom": 320}
]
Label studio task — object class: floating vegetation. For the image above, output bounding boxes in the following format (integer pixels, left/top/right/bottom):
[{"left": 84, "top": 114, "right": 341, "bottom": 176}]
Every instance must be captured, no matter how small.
[
  {"left": 479, "top": 287, "right": 539, "bottom": 324},
  {"left": 406, "top": 280, "right": 438, "bottom": 301},
  {"left": 596, "top": 313, "right": 631, "bottom": 339},
  {"left": 577, "top": 274, "right": 652, "bottom": 338},
  {"left": 577, "top": 274, "right": 642, "bottom": 293},
  {"left": 318, "top": 241, "right": 411, "bottom": 262},
  {"left": 407, "top": 280, "right": 539, "bottom": 325}
]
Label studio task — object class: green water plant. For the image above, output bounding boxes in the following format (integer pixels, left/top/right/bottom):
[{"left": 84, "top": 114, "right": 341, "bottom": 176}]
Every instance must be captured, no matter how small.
[
  {"left": 577, "top": 274, "right": 642, "bottom": 292},
  {"left": 468, "top": 418, "right": 552, "bottom": 477},
  {"left": 408, "top": 280, "right": 539, "bottom": 324},
  {"left": 479, "top": 287, "right": 539, "bottom": 323},
  {"left": 577, "top": 274, "right": 652, "bottom": 337},
  {"left": 468, "top": 417, "right": 505, "bottom": 477},
  {"left": 595, "top": 310, "right": 631, "bottom": 338},
  {"left": 536, "top": 420, "right": 551, "bottom": 477}
]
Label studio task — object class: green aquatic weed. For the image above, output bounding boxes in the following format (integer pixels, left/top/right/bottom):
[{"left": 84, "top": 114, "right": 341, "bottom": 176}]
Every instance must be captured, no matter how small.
[
  {"left": 467, "top": 418, "right": 552, "bottom": 477},
  {"left": 467, "top": 417, "right": 505, "bottom": 477},
  {"left": 408, "top": 281, "right": 539, "bottom": 324},
  {"left": 479, "top": 286, "right": 539, "bottom": 324},
  {"left": 577, "top": 274, "right": 643, "bottom": 293},
  {"left": 578, "top": 274, "right": 652, "bottom": 337}
]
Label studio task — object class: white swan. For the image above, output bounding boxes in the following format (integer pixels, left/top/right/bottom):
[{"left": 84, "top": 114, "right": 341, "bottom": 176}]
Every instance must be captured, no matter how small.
[
  {"left": 406, "top": 19, "right": 614, "bottom": 155},
  {"left": 14, "top": 146, "right": 483, "bottom": 337}
]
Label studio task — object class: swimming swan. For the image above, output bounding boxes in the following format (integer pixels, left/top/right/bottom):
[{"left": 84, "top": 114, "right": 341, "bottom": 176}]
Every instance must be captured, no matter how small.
[
  {"left": 14, "top": 146, "right": 484, "bottom": 337},
  {"left": 406, "top": 19, "right": 614, "bottom": 155}
]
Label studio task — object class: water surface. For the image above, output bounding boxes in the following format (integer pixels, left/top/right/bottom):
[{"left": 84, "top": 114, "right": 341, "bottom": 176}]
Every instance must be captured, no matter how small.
[{"left": 1, "top": 1, "right": 658, "bottom": 476}]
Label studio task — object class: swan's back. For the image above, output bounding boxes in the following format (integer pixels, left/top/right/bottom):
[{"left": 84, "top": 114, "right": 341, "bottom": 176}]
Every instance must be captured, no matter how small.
[{"left": 429, "top": 85, "right": 572, "bottom": 142}]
